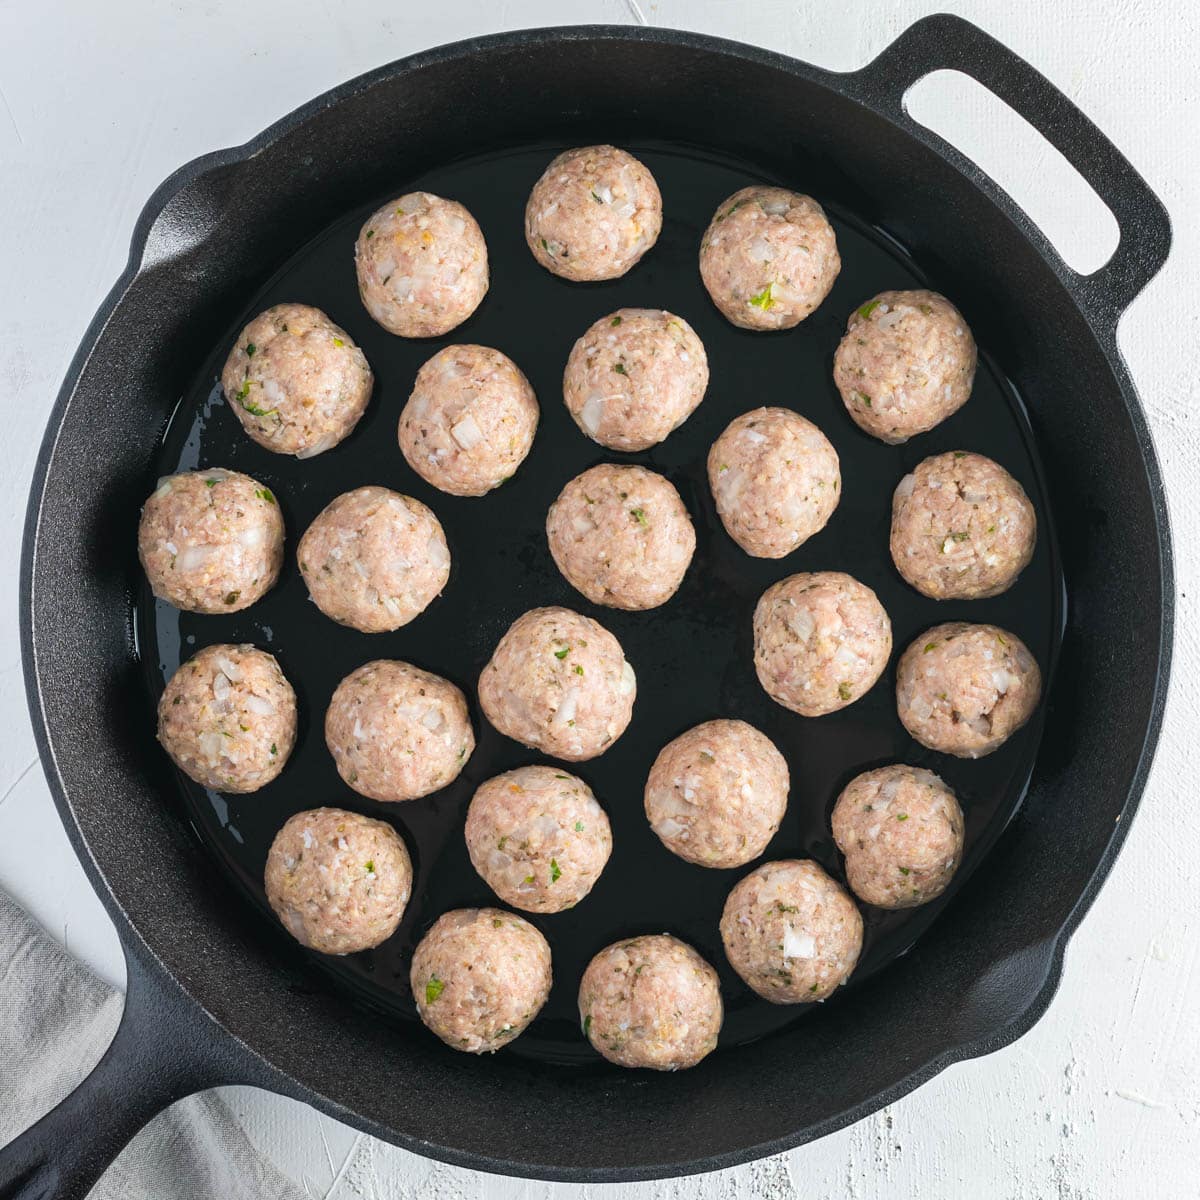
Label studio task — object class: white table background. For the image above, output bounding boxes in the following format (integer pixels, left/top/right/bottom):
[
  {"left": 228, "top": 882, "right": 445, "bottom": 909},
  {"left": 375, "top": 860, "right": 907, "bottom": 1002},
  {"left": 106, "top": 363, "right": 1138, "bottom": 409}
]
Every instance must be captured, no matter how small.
[{"left": 1, "top": 1, "right": 1197, "bottom": 1196}]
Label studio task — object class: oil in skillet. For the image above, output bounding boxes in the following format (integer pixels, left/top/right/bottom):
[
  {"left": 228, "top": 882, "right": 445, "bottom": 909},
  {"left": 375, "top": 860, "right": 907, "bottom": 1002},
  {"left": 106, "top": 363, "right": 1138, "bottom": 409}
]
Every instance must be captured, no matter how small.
[{"left": 135, "top": 141, "right": 1063, "bottom": 1066}]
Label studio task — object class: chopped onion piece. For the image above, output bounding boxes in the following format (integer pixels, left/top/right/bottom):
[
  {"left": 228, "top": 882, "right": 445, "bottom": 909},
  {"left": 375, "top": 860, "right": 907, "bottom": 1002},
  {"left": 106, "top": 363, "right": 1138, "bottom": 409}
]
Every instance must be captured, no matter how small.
[
  {"left": 894, "top": 473, "right": 916, "bottom": 502},
  {"left": 243, "top": 694, "right": 275, "bottom": 717},
  {"left": 450, "top": 413, "right": 484, "bottom": 451},
  {"left": 215, "top": 656, "right": 243, "bottom": 683},
  {"left": 619, "top": 660, "right": 637, "bottom": 696},
  {"left": 580, "top": 395, "right": 605, "bottom": 438},
  {"left": 783, "top": 927, "right": 816, "bottom": 960},
  {"left": 296, "top": 433, "right": 338, "bottom": 459},
  {"left": 553, "top": 687, "right": 580, "bottom": 728}
]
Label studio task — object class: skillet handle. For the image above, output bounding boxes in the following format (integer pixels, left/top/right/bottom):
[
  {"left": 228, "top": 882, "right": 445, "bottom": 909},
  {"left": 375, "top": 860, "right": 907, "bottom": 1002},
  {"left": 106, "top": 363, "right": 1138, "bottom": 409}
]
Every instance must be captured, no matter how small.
[
  {"left": 850, "top": 12, "right": 1171, "bottom": 329},
  {"left": 0, "top": 940, "right": 244, "bottom": 1200}
]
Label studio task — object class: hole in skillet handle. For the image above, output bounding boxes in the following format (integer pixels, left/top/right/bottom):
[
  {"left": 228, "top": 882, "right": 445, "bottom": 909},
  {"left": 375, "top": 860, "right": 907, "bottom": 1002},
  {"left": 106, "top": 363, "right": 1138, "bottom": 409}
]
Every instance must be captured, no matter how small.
[{"left": 904, "top": 70, "right": 1119, "bottom": 276}]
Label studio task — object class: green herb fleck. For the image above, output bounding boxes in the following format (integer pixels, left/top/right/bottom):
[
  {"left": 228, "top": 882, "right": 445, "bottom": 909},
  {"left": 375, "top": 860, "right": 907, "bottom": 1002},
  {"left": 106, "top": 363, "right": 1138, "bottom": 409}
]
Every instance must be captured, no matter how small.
[
  {"left": 364, "top": 860, "right": 375, "bottom": 873},
  {"left": 269, "top": 743, "right": 277, "bottom": 755},
  {"left": 574, "top": 821, "right": 584, "bottom": 832},
  {"left": 573, "top": 663, "right": 584, "bottom": 676},
  {"left": 612, "top": 361, "right": 628, "bottom": 376},
  {"left": 550, "top": 859, "right": 562, "bottom": 883},
  {"left": 919, "top": 303, "right": 933, "bottom": 315},
  {"left": 254, "top": 487, "right": 276, "bottom": 504},
  {"left": 493, "top": 918, "right": 503, "bottom": 927},
  {"left": 837, "top": 681, "right": 852, "bottom": 702},
  {"left": 699, "top": 750, "right": 715, "bottom": 763},
  {"left": 896, "top": 813, "right": 909, "bottom": 822},
  {"left": 540, "top": 237, "right": 550, "bottom": 252},
  {"left": 590, "top": 190, "right": 603, "bottom": 203},
  {"left": 748, "top": 283, "right": 774, "bottom": 310},
  {"left": 954, "top": 451, "right": 968, "bottom": 459},
  {"left": 332, "top": 337, "right": 344, "bottom": 348},
  {"left": 239, "top": 724, "right": 249, "bottom": 732},
  {"left": 898, "top": 866, "right": 911, "bottom": 876},
  {"left": 244, "top": 342, "right": 256, "bottom": 357},
  {"left": 224, "top": 590, "right": 240, "bottom": 605},
  {"left": 554, "top": 774, "right": 570, "bottom": 781},
  {"left": 366, "top": 229, "right": 375, "bottom": 239},
  {"left": 855, "top": 391, "right": 872, "bottom": 408},
  {"left": 924, "top": 642, "right": 939, "bottom": 653},
  {"left": 949, "top": 531, "right": 970, "bottom": 542},
  {"left": 554, "top": 646, "right": 570, "bottom": 660},
  {"left": 205, "top": 478, "right": 219, "bottom": 488},
  {"left": 630, "top": 507, "right": 647, "bottom": 527},
  {"left": 583, "top": 1014, "right": 592, "bottom": 1037},
  {"left": 425, "top": 977, "right": 445, "bottom": 1004},
  {"left": 857, "top": 299, "right": 881, "bottom": 320},
  {"left": 523, "top": 874, "right": 535, "bottom": 885},
  {"left": 497, "top": 836, "right": 508, "bottom": 851},
  {"left": 809, "top": 983, "right": 819, "bottom": 993},
  {"left": 611, "top": 315, "right": 622, "bottom": 326},
  {"left": 997, "top": 632, "right": 1008, "bottom": 646}
]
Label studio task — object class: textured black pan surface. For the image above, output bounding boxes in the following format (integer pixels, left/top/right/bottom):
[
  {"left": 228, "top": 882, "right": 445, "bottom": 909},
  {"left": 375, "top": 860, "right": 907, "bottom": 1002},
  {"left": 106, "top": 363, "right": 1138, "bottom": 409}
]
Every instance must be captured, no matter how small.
[
  {"left": 138, "top": 143, "right": 1062, "bottom": 1064},
  {"left": 9, "top": 16, "right": 1171, "bottom": 1190}
]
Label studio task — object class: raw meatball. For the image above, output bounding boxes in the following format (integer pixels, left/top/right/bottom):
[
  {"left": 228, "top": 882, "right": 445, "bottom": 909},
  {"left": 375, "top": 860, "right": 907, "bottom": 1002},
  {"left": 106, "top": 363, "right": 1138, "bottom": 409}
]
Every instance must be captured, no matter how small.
[
  {"left": 753, "top": 572, "right": 892, "bottom": 716},
  {"left": 896, "top": 623, "right": 1042, "bottom": 758},
  {"left": 833, "top": 290, "right": 977, "bottom": 443},
  {"left": 578, "top": 934, "right": 722, "bottom": 1070},
  {"left": 478, "top": 607, "right": 636, "bottom": 761},
  {"left": 720, "top": 859, "right": 862, "bottom": 1003},
  {"left": 891, "top": 451, "right": 1037, "bottom": 599},
  {"left": 158, "top": 644, "right": 296, "bottom": 793},
  {"left": 220, "top": 303, "right": 373, "bottom": 458},
  {"left": 525, "top": 145, "right": 662, "bottom": 281},
  {"left": 547, "top": 464, "right": 695, "bottom": 610},
  {"left": 644, "top": 720, "right": 788, "bottom": 868},
  {"left": 264, "top": 808, "right": 412, "bottom": 955},
  {"left": 411, "top": 908, "right": 552, "bottom": 1053},
  {"left": 138, "top": 468, "right": 284, "bottom": 614},
  {"left": 297, "top": 486, "right": 450, "bottom": 633},
  {"left": 707, "top": 407, "right": 840, "bottom": 558},
  {"left": 562, "top": 309, "right": 708, "bottom": 451},
  {"left": 325, "top": 660, "right": 474, "bottom": 802},
  {"left": 398, "top": 344, "right": 538, "bottom": 497},
  {"left": 699, "top": 186, "right": 840, "bottom": 331},
  {"left": 832, "top": 765, "right": 965, "bottom": 909},
  {"left": 355, "top": 192, "right": 488, "bottom": 338},
  {"left": 465, "top": 766, "right": 612, "bottom": 912}
]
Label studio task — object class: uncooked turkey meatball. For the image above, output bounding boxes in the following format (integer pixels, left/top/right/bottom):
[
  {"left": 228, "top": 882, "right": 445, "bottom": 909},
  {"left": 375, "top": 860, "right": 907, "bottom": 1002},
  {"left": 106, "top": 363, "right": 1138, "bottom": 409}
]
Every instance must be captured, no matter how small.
[
  {"left": 720, "top": 859, "right": 862, "bottom": 1003},
  {"left": 579, "top": 934, "right": 722, "bottom": 1070},
  {"left": 699, "top": 186, "right": 840, "bottom": 330},
  {"left": 355, "top": 192, "right": 488, "bottom": 338},
  {"left": 297, "top": 486, "right": 450, "bottom": 633},
  {"left": 138, "top": 468, "right": 284, "bottom": 614},
  {"left": 478, "top": 607, "right": 636, "bottom": 761},
  {"left": 832, "top": 765, "right": 965, "bottom": 909},
  {"left": 891, "top": 451, "right": 1037, "bottom": 599},
  {"left": 398, "top": 344, "right": 538, "bottom": 497},
  {"left": 158, "top": 643, "right": 296, "bottom": 793},
  {"left": 264, "top": 807, "right": 412, "bottom": 955},
  {"left": 562, "top": 308, "right": 708, "bottom": 451},
  {"left": 546, "top": 464, "right": 695, "bottom": 610},
  {"left": 465, "top": 766, "right": 612, "bottom": 912},
  {"left": 833, "top": 290, "right": 977, "bottom": 443},
  {"left": 220, "top": 303, "right": 373, "bottom": 458},
  {"left": 644, "top": 719, "right": 788, "bottom": 868},
  {"left": 896, "top": 622, "right": 1042, "bottom": 758},
  {"left": 411, "top": 908, "right": 552, "bottom": 1053},
  {"left": 325, "top": 660, "right": 474, "bottom": 802},
  {"left": 753, "top": 572, "right": 892, "bottom": 717},
  {"left": 707, "top": 407, "right": 840, "bottom": 558},
  {"left": 525, "top": 145, "right": 662, "bottom": 281}
]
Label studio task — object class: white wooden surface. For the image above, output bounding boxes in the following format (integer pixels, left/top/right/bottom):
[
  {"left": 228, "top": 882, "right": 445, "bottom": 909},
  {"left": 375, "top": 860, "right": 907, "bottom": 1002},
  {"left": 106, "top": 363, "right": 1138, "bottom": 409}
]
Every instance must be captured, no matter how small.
[{"left": 1, "top": 1, "right": 1196, "bottom": 1195}]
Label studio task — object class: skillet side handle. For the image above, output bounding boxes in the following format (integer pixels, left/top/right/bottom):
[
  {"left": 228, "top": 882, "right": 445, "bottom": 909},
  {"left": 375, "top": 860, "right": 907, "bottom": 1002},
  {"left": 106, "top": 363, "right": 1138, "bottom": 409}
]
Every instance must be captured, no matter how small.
[
  {"left": 0, "top": 943, "right": 244, "bottom": 1200},
  {"left": 850, "top": 12, "right": 1171, "bottom": 329}
]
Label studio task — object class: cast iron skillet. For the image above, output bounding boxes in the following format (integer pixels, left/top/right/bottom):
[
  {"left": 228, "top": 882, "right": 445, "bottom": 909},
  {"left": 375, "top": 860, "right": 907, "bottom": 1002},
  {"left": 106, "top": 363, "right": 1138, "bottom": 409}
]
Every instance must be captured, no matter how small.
[{"left": 1, "top": 15, "right": 1172, "bottom": 1195}]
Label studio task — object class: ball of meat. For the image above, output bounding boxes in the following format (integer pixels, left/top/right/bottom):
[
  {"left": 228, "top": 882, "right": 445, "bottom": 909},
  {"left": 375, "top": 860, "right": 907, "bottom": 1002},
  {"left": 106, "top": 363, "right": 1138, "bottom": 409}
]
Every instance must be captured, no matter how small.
[
  {"left": 707, "top": 407, "right": 840, "bottom": 558},
  {"left": 699, "top": 186, "right": 840, "bottom": 331},
  {"left": 355, "top": 192, "right": 488, "bottom": 338},
  {"left": 832, "top": 765, "right": 965, "bottom": 909},
  {"left": 411, "top": 908, "right": 552, "bottom": 1053},
  {"left": 833, "top": 290, "right": 977, "bottom": 443},
  {"left": 525, "top": 145, "right": 662, "bottom": 281},
  {"left": 644, "top": 720, "right": 788, "bottom": 868},
  {"left": 264, "top": 808, "right": 412, "bottom": 955},
  {"left": 753, "top": 572, "right": 892, "bottom": 717},
  {"left": 398, "top": 344, "right": 538, "bottom": 497},
  {"left": 138, "top": 468, "right": 284, "bottom": 613},
  {"left": 547, "top": 464, "right": 695, "bottom": 610},
  {"left": 325, "top": 660, "right": 474, "bottom": 803},
  {"left": 563, "top": 309, "right": 708, "bottom": 451},
  {"left": 465, "top": 766, "right": 612, "bottom": 912},
  {"left": 578, "top": 934, "right": 722, "bottom": 1070},
  {"left": 220, "top": 303, "right": 373, "bottom": 458},
  {"left": 297, "top": 486, "right": 450, "bottom": 633},
  {"left": 891, "top": 451, "right": 1037, "bottom": 599},
  {"left": 720, "top": 859, "right": 862, "bottom": 1003},
  {"left": 478, "top": 607, "right": 636, "bottom": 761},
  {"left": 158, "top": 644, "right": 296, "bottom": 792},
  {"left": 896, "top": 623, "right": 1042, "bottom": 758}
]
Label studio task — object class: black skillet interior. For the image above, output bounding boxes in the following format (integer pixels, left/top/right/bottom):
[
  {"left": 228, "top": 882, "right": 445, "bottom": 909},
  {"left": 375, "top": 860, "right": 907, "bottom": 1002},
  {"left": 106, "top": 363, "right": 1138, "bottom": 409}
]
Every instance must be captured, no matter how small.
[{"left": 136, "top": 141, "right": 1063, "bottom": 1065}]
